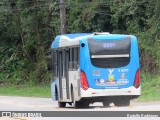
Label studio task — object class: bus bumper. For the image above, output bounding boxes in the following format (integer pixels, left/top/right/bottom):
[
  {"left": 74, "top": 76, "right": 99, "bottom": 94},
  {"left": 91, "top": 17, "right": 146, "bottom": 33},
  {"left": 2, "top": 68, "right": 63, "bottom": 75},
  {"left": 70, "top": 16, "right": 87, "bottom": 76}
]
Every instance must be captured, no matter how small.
[{"left": 80, "top": 86, "right": 140, "bottom": 98}]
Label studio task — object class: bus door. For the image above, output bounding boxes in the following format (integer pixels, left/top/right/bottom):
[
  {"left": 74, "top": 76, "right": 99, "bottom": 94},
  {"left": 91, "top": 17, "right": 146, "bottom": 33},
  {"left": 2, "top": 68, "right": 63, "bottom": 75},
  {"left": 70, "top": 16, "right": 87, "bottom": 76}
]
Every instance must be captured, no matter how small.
[{"left": 58, "top": 50, "right": 70, "bottom": 101}]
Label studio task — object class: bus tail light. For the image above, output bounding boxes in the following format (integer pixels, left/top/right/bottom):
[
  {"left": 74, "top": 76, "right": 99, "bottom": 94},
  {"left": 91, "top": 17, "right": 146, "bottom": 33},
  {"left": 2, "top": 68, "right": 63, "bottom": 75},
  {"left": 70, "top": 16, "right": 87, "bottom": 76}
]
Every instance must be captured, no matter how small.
[
  {"left": 81, "top": 71, "right": 89, "bottom": 90},
  {"left": 134, "top": 69, "right": 140, "bottom": 88}
]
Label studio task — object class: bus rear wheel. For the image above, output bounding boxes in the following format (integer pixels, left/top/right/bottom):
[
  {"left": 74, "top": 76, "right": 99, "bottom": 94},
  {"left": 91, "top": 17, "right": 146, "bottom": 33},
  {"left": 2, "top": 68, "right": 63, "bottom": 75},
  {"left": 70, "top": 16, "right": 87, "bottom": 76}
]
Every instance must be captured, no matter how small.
[
  {"left": 73, "top": 101, "right": 81, "bottom": 109},
  {"left": 71, "top": 90, "right": 81, "bottom": 109},
  {"left": 58, "top": 101, "right": 66, "bottom": 108},
  {"left": 81, "top": 102, "right": 89, "bottom": 108}
]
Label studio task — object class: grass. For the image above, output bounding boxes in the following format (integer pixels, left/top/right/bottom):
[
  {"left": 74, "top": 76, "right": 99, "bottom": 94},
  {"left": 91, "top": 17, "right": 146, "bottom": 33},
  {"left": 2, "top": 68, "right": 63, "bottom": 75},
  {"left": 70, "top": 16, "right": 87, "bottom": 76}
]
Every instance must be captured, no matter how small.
[
  {"left": 137, "top": 72, "right": 160, "bottom": 101},
  {"left": 0, "top": 84, "right": 51, "bottom": 98}
]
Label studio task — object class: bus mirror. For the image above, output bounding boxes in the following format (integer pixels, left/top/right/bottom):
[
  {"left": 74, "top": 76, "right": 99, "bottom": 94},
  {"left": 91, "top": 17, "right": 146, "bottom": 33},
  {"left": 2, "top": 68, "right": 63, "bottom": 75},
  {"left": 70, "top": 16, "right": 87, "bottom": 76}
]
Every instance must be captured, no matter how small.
[{"left": 81, "top": 43, "right": 85, "bottom": 47}]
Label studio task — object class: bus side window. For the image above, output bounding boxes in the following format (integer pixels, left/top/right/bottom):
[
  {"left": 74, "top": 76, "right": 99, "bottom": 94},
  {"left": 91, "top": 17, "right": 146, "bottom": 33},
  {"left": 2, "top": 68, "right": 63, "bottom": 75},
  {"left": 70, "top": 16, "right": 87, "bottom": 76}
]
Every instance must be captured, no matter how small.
[
  {"left": 72, "top": 48, "right": 75, "bottom": 70},
  {"left": 58, "top": 51, "right": 63, "bottom": 77},
  {"left": 52, "top": 50, "right": 58, "bottom": 78},
  {"left": 62, "top": 50, "right": 65, "bottom": 77},
  {"left": 51, "top": 50, "right": 54, "bottom": 79},
  {"left": 68, "top": 47, "right": 79, "bottom": 70},
  {"left": 65, "top": 50, "right": 69, "bottom": 75},
  {"left": 69, "top": 48, "right": 72, "bottom": 70},
  {"left": 73, "top": 47, "right": 78, "bottom": 70}
]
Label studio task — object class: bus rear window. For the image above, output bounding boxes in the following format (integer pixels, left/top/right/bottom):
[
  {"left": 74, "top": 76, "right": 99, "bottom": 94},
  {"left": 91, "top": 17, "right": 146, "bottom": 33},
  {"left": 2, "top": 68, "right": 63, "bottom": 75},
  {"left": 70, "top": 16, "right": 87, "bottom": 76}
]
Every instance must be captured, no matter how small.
[{"left": 88, "top": 37, "right": 131, "bottom": 68}]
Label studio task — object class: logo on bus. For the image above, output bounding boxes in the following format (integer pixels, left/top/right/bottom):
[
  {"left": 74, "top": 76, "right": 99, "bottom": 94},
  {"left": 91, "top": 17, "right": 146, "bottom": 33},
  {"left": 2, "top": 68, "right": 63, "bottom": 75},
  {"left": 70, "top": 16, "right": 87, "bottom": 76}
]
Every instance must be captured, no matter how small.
[
  {"left": 94, "top": 69, "right": 129, "bottom": 86},
  {"left": 121, "top": 73, "right": 125, "bottom": 79},
  {"left": 107, "top": 69, "right": 116, "bottom": 84},
  {"left": 100, "top": 79, "right": 105, "bottom": 84}
]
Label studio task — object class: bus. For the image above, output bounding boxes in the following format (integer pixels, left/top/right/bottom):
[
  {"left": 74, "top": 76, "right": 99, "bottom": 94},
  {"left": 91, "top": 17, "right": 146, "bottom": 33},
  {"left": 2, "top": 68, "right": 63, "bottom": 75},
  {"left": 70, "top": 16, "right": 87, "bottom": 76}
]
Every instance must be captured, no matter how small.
[{"left": 51, "top": 32, "right": 140, "bottom": 108}]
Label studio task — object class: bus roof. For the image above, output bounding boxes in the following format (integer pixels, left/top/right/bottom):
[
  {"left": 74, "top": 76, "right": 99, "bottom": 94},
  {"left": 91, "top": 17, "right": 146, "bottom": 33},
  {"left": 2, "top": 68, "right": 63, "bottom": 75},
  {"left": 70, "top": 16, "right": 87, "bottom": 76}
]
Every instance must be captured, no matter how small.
[
  {"left": 51, "top": 33, "right": 136, "bottom": 48},
  {"left": 51, "top": 33, "right": 92, "bottom": 48}
]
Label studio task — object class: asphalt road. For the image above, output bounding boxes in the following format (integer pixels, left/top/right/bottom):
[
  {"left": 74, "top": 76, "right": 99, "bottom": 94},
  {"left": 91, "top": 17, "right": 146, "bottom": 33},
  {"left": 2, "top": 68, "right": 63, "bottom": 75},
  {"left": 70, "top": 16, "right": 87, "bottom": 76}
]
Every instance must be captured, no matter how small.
[{"left": 0, "top": 96, "right": 160, "bottom": 111}]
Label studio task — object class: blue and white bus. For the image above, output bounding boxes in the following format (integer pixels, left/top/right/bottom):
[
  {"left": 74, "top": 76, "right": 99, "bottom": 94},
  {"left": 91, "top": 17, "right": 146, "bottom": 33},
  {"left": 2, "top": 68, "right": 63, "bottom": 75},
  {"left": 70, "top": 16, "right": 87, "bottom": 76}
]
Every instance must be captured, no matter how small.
[{"left": 51, "top": 32, "right": 140, "bottom": 108}]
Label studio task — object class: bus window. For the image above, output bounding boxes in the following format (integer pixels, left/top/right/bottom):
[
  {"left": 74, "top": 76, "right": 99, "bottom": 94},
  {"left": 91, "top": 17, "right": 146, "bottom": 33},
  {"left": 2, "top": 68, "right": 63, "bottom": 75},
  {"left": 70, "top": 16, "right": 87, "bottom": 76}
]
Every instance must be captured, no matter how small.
[
  {"left": 77, "top": 47, "right": 80, "bottom": 66},
  {"left": 65, "top": 50, "right": 70, "bottom": 99},
  {"left": 51, "top": 50, "right": 54, "bottom": 79},
  {"left": 68, "top": 47, "right": 79, "bottom": 70},
  {"left": 65, "top": 50, "right": 69, "bottom": 77},
  {"left": 88, "top": 37, "right": 131, "bottom": 68},
  {"left": 69, "top": 48, "right": 72, "bottom": 70},
  {"left": 55, "top": 50, "right": 58, "bottom": 77},
  {"left": 58, "top": 51, "right": 63, "bottom": 77},
  {"left": 62, "top": 50, "right": 65, "bottom": 77},
  {"left": 72, "top": 47, "right": 79, "bottom": 70},
  {"left": 72, "top": 48, "right": 75, "bottom": 70},
  {"left": 73, "top": 47, "right": 77, "bottom": 70},
  {"left": 52, "top": 50, "right": 58, "bottom": 78}
]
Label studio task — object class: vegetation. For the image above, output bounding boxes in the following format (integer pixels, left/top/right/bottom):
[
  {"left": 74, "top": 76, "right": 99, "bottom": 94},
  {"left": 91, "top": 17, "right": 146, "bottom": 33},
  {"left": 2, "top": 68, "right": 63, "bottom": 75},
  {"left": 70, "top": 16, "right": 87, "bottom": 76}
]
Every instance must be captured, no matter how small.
[
  {"left": 139, "top": 72, "right": 160, "bottom": 101},
  {"left": 0, "top": 0, "right": 159, "bottom": 99},
  {"left": 0, "top": 84, "right": 50, "bottom": 97}
]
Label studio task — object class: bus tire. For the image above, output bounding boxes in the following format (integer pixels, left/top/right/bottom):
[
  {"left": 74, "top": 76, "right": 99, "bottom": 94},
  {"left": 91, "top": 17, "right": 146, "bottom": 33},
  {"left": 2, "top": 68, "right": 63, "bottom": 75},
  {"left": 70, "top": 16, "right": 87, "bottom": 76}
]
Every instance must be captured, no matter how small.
[
  {"left": 71, "top": 89, "right": 81, "bottom": 109},
  {"left": 81, "top": 102, "right": 89, "bottom": 108},
  {"left": 114, "top": 99, "right": 130, "bottom": 107},
  {"left": 55, "top": 86, "right": 58, "bottom": 100},
  {"left": 73, "top": 101, "right": 81, "bottom": 109},
  {"left": 58, "top": 101, "right": 66, "bottom": 108}
]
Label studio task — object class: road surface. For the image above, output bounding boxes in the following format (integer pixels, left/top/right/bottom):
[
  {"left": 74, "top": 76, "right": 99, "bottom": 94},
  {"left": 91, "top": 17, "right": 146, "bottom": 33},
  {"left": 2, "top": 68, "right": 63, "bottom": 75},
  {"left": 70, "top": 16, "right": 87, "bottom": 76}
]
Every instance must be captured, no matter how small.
[{"left": 0, "top": 96, "right": 160, "bottom": 111}]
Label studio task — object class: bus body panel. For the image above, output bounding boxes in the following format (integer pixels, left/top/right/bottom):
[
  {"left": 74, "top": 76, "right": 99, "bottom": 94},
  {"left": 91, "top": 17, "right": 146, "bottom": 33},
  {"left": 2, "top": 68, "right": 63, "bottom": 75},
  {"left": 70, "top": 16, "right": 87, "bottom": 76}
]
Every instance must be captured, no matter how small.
[{"left": 68, "top": 70, "right": 80, "bottom": 101}]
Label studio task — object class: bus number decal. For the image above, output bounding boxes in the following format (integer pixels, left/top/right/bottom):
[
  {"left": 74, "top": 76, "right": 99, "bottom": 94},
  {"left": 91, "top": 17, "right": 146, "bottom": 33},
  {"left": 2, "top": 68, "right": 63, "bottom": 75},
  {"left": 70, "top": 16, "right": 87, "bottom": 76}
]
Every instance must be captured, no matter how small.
[{"left": 118, "top": 69, "right": 129, "bottom": 72}]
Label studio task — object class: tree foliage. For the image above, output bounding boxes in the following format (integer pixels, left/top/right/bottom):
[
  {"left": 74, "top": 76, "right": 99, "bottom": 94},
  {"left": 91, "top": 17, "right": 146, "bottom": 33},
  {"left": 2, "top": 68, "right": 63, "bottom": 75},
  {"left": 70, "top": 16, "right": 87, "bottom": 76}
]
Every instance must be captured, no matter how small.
[
  {"left": 0, "top": 0, "right": 159, "bottom": 85},
  {"left": 0, "top": 0, "right": 58, "bottom": 84}
]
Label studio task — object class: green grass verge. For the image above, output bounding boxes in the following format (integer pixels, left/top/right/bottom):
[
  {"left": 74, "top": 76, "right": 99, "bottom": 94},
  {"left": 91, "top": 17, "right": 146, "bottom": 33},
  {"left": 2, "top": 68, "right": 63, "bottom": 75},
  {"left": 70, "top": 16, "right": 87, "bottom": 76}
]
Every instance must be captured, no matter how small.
[
  {"left": 0, "top": 84, "right": 51, "bottom": 98},
  {"left": 137, "top": 72, "right": 160, "bottom": 101}
]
